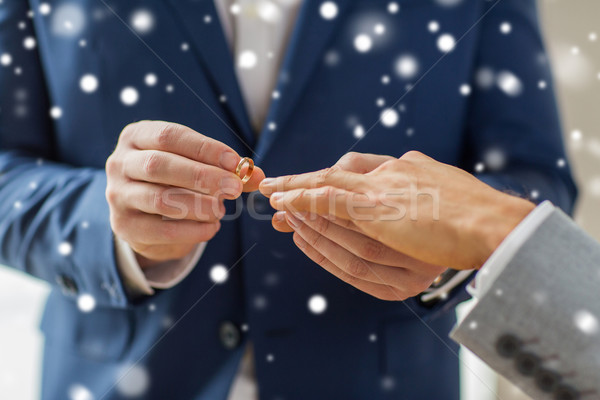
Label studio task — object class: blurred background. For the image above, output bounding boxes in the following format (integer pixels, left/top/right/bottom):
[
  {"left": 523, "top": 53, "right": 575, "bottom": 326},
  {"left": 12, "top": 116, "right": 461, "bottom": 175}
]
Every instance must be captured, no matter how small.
[{"left": 1, "top": 0, "right": 598, "bottom": 399}]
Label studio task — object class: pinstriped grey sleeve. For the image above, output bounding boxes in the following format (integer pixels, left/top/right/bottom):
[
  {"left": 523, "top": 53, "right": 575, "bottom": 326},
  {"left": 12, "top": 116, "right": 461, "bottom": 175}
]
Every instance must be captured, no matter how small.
[{"left": 451, "top": 208, "right": 600, "bottom": 400}]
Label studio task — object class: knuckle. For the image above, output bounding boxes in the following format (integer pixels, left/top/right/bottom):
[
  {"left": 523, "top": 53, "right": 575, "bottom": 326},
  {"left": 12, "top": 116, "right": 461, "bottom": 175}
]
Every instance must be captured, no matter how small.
[
  {"left": 340, "top": 152, "right": 361, "bottom": 167},
  {"left": 109, "top": 213, "right": 127, "bottom": 235},
  {"left": 119, "top": 122, "right": 137, "bottom": 141},
  {"left": 143, "top": 151, "right": 162, "bottom": 177},
  {"left": 360, "top": 240, "right": 385, "bottom": 261},
  {"left": 345, "top": 257, "right": 370, "bottom": 279},
  {"left": 105, "top": 185, "right": 119, "bottom": 206},
  {"left": 312, "top": 216, "right": 329, "bottom": 234},
  {"left": 154, "top": 123, "right": 178, "bottom": 148},
  {"left": 402, "top": 150, "right": 424, "bottom": 160},
  {"left": 152, "top": 188, "right": 169, "bottom": 214},
  {"left": 192, "top": 167, "right": 207, "bottom": 189},
  {"left": 105, "top": 154, "right": 121, "bottom": 176},
  {"left": 194, "top": 139, "right": 207, "bottom": 161}
]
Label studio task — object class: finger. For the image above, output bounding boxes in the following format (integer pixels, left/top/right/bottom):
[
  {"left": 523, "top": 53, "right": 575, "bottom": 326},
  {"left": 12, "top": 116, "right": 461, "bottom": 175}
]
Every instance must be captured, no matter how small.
[
  {"left": 112, "top": 211, "right": 221, "bottom": 245},
  {"left": 269, "top": 187, "right": 377, "bottom": 221},
  {"left": 259, "top": 166, "right": 367, "bottom": 197},
  {"left": 300, "top": 214, "right": 446, "bottom": 277},
  {"left": 335, "top": 152, "right": 396, "bottom": 173},
  {"left": 124, "top": 150, "right": 243, "bottom": 198},
  {"left": 130, "top": 242, "right": 199, "bottom": 264},
  {"left": 292, "top": 233, "right": 406, "bottom": 301},
  {"left": 126, "top": 121, "right": 243, "bottom": 172},
  {"left": 121, "top": 181, "right": 226, "bottom": 222},
  {"left": 287, "top": 213, "right": 413, "bottom": 287},
  {"left": 272, "top": 211, "right": 294, "bottom": 232},
  {"left": 242, "top": 165, "right": 266, "bottom": 193}
]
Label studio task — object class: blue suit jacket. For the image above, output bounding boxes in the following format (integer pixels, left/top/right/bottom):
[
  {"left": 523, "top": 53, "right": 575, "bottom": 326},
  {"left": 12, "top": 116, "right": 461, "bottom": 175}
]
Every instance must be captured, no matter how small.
[{"left": 0, "top": 0, "right": 576, "bottom": 399}]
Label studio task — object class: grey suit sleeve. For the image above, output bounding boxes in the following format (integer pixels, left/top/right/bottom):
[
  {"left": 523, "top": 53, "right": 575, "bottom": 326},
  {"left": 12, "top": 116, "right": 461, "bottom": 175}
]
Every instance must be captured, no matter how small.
[{"left": 451, "top": 208, "right": 600, "bottom": 400}]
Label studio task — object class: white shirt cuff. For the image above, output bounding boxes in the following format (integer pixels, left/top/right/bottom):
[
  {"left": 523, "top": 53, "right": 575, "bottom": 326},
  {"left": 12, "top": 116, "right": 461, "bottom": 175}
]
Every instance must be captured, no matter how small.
[
  {"left": 467, "top": 200, "right": 555, "bottom": 300},
  {"left": 114, "top": 237, "right": 207, "bottom": 297}
]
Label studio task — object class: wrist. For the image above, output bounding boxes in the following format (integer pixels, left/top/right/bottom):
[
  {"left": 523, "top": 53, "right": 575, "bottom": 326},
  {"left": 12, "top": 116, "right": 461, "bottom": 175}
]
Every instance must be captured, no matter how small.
[{"left": 473, "top": 194, "right": 536, "bottom": 268}]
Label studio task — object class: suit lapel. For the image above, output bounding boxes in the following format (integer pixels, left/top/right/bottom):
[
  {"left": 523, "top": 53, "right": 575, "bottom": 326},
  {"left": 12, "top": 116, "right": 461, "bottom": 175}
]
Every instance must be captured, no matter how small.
[
  {"left": 165, "top": 0, "right": 255, "bottom": 148},
  {"left": 255, "top": 0, "right": 353, "bottom": 158}
]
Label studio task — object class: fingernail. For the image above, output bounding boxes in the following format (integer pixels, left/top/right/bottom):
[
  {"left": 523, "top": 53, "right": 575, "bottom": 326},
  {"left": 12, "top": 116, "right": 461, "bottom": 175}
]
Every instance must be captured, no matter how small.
[
  {"left": 287, "top": 212, "right": 301, "bottom": 228},
  {"left": 270, "top": 192, "right": 283, "bottom": 203},
  {"left": 261, "top": 178, "right": 275, "bottom": 187},
  {"left": 274, "top": 211, "right": 286, "bottom": 221},
  {"left": 220, "top": 152, "right": 239, "bottom": 171},
  {"left": 222, "top": 178, "right": 242, "bottom": 196}
]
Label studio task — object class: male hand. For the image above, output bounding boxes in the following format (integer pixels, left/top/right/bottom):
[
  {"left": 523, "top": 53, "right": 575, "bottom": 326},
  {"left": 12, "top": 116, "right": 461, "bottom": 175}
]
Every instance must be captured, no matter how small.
[
  {"left": 106, "top": 121, "right": 264, "bottom": 267},
  {"left": 260, "top": 151, "right": 534, "bottom": 273},
  {"left": 259, "top": 152, "right": 447, "bottom": 301}
]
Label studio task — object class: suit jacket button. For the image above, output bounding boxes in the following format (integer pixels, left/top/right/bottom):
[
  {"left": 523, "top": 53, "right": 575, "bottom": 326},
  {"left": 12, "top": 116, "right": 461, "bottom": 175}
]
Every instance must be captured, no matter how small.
[
  {"left": 553, "top": 384, "right": 580, "bottom": 400},
  {"left": 495, "top": 334, "right": 522, "bottom": 358},
  {"left": 55, "top": 274, "right": 78, "bottom": 296},
  {"left": 535, "top": 369, "right": 561, "bottom": 392},
  {"left": 514, "top": 352, "right": 540, "bottom": 376},
  {"left": 219, "top": 321, "right": 241, "bottom": 350}
]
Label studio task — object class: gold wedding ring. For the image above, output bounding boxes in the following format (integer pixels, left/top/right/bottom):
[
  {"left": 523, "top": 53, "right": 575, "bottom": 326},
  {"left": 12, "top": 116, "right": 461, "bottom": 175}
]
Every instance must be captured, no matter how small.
[{"left": 235, "top": 157, "right": 254, "bottom": 184}]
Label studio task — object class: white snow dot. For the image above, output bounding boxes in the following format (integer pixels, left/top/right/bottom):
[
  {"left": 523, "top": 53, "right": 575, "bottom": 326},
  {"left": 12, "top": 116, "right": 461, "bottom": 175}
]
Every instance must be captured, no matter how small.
[
  {"left": 1, "top": 53, "right": 12, "bottom": 67},
  {"left": 219, "top": 94, "right": 227, "bottom": 103},
  {"left": 530, "top": 189, "right": 539, "bottom": 199},
  {"left": 308, "top": 294, "right": 327, "bottom": 314},
  {"left": 50, "top": 106, "right": 62, "bottom": 119},
  {"left": 14, "top": 66, "right": 22, "bottom": 75},
  {"left": 81, "top": 221, "right": 89, "bottom": 229},
  {"left": 266, "top": 353, "right": 275, "bottom": 362},
  {"left": 144, "top": 73, "right": 157, "bottom": 86},
  {"left": 380, "top": 108, "right": 400, "bottom": 128},
  {"left": 181, "top": 42, "right": 189, "bottom": 52},
  {"left": 428, "top": 20, "right": 440, "bottom": 33},
  {"left": 230, "top": 3, "right": 241, "bottom": 15},
  {"left": 80, "top": 74, "right": 98, "bottom": 93},
  {"left": 474, "top": 162, "right": 485, "bottom": 173},
  {"left": 406, "top": 127, "right": 415, "bottom": 136},
  {"left": 495, "top": 288, "right": 503, "bottom": 297},
  {"left": 29, "top": 181, "right": 38, "bottom": 190},
  {"left": 324, "top": 50, "right": 340, "bottom": 66},
  {"left": 19, "top": 21, "right": 27, "bottom": 30},
  {"left": 116, "top": 364, "right": 150, "bottom": 398},
  {"left": 459, "top": 84, "right": 471, "bottom": 96},
  {"left": 353, "top": 124, "right": 365, "bottom": 139},
  {"left": 369, "top": 333, "right": 377, "bottom": 342},
  {"left": 319, "top": 2, "right": 338, "bottom": 20},
  {"left": 23, "top": 37, "right": 36, "bottom": 50},
  {"left": 241, "top": 323, "right": 249, "bottom": 332},
  {"left": 354, "top": 34, "right": 372, "bottom": 53},
  {"left": 204, "top": 15, "right": 212, "bottom": 24},
  {"left": 209, "top": 264, "right": 229, "bottom": 284},
  {"left": 58, "top": 241, "right": 73, "bottom": 256},
  {"left": 272, "top": 90, "right": 280, "bottom": 99},
  {"left": 388, "top": 2, "right": 400, "bottom": 14},
  {"left": 148, "top": 303, "right": 156, "bottom": 312},
  {"left": 484, "top": 148, "right": 506, "bottom": 170},
  {"left": 39, "top": 3, "right": 51, "bottom": 15},
  {"left": 469, "top": 321, "right": 478, "bottom": 330},
  {"left": 538, "top": 80, "right": 547, "bottom": 89},
  {"left": 571, "top": 129, "right": 582, "bottom": 141},
  {"left": 68, "top": 384, "right": 94, "bottom": 400},
  {"left": 268, "top": 122, "right": 277, "bottom": 131},
  {"left": 374, "top": 23, "right": 386, "bottom": 36},
  {"left": 574, "top": 310, "right": 598, "bottom": 335},
  {"left": 376, "top": 97, "right": 385, "bottom": 107},
  {"left": 131, "top": 9, "right": 155, "bottom": 34},
  {"left": 557, "top": 158, "right": 566, "bottom": 168},
  {"left": 475, "top": 67, "right": 495, "bottom": 89},
  {"left": 238, "top": 50, "right": 258, "bottom": 69},
  {"left": 497, "top": 70, "right": 522, "bottom": 96},
  {"left": 571, "top": 46, "right": 580, "bottom": 55},
  {"left": 120, "top": 87, "right": 139, "bottom": 106},
  {"left": 437, "top": 34, "right": 456, "bottom": 52},
  {"left": 79, "top": 39, "right": 87, "bottom": 47},
  {"left": 381, "top": 75, "right": 390, "bottom": 84},
  {"left": 77, "top": 294, "right": 96, "bottom": 313},
  {"left": 13, "top": 201, "right": 22, "bottom": 210},
  {"left": 500, "top": 22, "right": 512, "bottom": 34},
  {"left": 395, "top": 54, "right": 419, "bottom": 79},
  {"left": 589, "top": 32, "right": 598, "bottom": 42},
  {"left": 166, "top": 84, "right": 174, "bottom": 93}
]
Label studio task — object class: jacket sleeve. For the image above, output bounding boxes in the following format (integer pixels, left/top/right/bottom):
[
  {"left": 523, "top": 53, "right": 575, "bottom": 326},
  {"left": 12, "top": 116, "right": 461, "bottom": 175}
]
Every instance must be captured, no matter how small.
[
  {"left": 0, "top": 2, "right": 130, "bottom": 308},
  {"left": 461, "top": 0, "right": 577, "bottom": 214}
]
